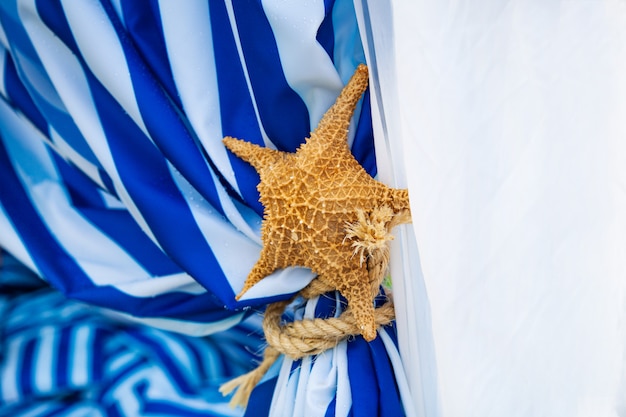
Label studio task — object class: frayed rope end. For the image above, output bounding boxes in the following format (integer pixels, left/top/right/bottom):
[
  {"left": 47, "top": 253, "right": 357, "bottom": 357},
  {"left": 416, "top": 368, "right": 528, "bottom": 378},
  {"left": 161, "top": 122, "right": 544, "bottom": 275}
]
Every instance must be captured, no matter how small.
[{"left": 219, "top": 346, "right": 280, "bottom": 409}]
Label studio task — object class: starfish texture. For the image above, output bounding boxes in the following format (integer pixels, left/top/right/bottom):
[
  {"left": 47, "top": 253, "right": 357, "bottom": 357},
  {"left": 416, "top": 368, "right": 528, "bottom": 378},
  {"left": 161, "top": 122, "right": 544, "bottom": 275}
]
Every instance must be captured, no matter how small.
[{"left": 223, "top": 65, "right": 410, "bottom": 341}]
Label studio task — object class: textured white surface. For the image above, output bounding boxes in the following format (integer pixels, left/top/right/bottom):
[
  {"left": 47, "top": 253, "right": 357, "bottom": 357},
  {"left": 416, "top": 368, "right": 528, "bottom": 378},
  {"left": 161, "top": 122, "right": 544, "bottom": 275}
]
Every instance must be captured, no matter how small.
[{"left": 365, "top": 1, "right": 626, "bottom": 416}]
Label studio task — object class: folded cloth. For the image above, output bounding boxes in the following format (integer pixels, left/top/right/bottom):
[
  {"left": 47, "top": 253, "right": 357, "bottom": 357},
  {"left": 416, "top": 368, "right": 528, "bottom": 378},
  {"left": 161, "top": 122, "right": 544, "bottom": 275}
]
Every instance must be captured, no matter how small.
[{"left": 0, "top": 287, "right": 265, "bottom": 417}]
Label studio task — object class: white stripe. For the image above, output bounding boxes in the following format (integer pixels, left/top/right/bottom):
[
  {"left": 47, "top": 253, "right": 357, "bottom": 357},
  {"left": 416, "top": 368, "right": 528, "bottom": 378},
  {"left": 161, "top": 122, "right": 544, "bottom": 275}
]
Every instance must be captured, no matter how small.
[
  {"left": 379, "top": 328, "right": 418, "bottom": 417},
  {"left": 70, "top": 325, "right": 92, "bottom": 387},
  {"left": 65, "top": 405, "right": 105, "bottom": 417},
  {"left": 1, "top": 335, "right": 25, "bottom": 403},
  {"left": 0, "top": 18, "right": 9, "bottom": 49},
  {"left": 106, "top": 350, "right": 137, "bottom": 375},
  {"left": 300, "top": 301, "right": 337, "bottom": 417},
  {"left": 98, "top": 188, "right": 125, "bottom": 209},
  {"left": 114, "top": 272, "right": 207, "bottom": 297},
  {"left": 19, "top": 0, "right": 159, "bottom": 246},
  {"left": 158, "top": 1, "right": 242, "bottom": 193},
  {"left": 269, "top": 355, "right": 298, "bottom": 417},
  {"left": 331, "top": 0, "right": 366, "bottom": 82},
  {"left": 33, "top": 326, "right": 56, "bottom": 394},
  {"left": 334, "top": 340, "right": 351, "bottom": 417},
  {"left": 146, "top": 330, "right": 194, "bottom": 378},
  {"left": 236, "top": 266, "right": 315, "bottom": 302},
  {"left": 261, "top": 0, "right": 344, "bottom": 130},
  {"left": 0, "top": 46, "right": 7, "bottom": 98},
  {"left": 60, "top": 0, "right": 150, "bottom": 139},
  {"left": 100, "top": 309, "right": 246, "bottom": 337}
]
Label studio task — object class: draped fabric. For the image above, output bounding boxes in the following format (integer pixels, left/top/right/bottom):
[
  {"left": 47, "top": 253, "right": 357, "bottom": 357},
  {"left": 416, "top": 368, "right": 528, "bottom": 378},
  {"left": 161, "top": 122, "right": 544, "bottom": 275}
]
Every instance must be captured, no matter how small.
[
  {"left": 0, "top": 1, "right": 412, "bottom": 416},
  {"left": 244, "top": 292, "right": 412, "bottom": 417},
  {"left": 0, "top": 0, "right": 374, "bottom": 331},
  {"left": 0, "top": 255, "right": 265, "bottom": 417},
  {"left": 363, "top": 1, "right": 626, "bottom": 416}
]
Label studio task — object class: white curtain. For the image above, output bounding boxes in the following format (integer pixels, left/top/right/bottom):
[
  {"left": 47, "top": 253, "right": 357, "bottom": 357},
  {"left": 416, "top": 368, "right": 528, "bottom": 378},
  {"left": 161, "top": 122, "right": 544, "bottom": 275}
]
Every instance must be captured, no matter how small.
[{"left": 361, "top": 1, "right": 626, "bottom": 416}]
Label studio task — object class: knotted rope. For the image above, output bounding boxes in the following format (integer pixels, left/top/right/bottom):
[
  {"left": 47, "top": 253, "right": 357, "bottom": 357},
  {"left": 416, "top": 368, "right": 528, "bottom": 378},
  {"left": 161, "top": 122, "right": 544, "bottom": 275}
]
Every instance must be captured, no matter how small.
[{"left": 219, "top": 207, "right": 411, "bottom": 408}]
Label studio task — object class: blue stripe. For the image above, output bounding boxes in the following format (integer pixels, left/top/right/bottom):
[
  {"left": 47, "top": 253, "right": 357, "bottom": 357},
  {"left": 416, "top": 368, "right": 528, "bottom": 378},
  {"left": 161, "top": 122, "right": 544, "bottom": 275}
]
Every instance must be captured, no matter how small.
[
  {"left": 55, "top": 327, "right": 71, "bottom": 390},
  {"left": 52, "top": 152, "right": 182, "bottom": 277},
  {"left": 230, "top": 0, "right": 310, "bottom": 153},
  {"left": 317, "top": 0, "right": 336, "bottom": 62},
  {"left": 325, "top": 395, "right": 337, "bottom": 417},
  {"left": 19, "top": 338, "right": 37, "bottom": 399},
  {"left": 52, "top": 152, "right": 105, "bottom": 208},
  {"left": 347, "top": 337, "right": 378, "bottom": 416},
  {"left": 209, "top": 0, "right": 264, "bottom": 215},
  {"left": 99, "top": 169, "right": 117, "bottom": 198},
  {"left": 99, "top": 0, "right": 229, "bottom": 217},
  {"left": 119, "top": 0, "right": 183, "bottom": 109},
  {"left": 3, "top": 53, "right": 48, "bottom": 134},
  {"left": 0, "top": 1, "right": 42, "bottom": 69},
  {"left": 83, "top": 67, "right": 237, "bottom": 307},
  {"left": 179, "top": 337, "right": 209, "bottom": 381},
  {"left": 91, "top": 329, "right": 106, "bottom": 384},
  {"left": 105, "top": 404, "right": 125, "bottom": 417},
  {"left": 351, "top": 90, "right": 377, "bottom": 177},
  {"left": 73, "top": 285, "right": 235, "bottom": 323},
  {"left": 243, "top": 377, "right": 277, "bottom": 417},
  {"left": 370, "top": 334, "right": 405, "bottom": 416},
  {"left": 32, "top": 87, "right": 102, "bottom": 170},
  {"left": 35, "top": 0, "right": 81, "bottom": 55},
  {"left": 315, "top": 291, "right": 342, "bottom": 318}
]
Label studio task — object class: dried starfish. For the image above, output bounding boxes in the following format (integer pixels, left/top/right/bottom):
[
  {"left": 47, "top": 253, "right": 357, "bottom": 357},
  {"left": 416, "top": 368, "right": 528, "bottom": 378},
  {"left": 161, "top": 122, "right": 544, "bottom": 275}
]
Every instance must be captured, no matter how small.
[{"left": 223, "top": 64, "right": 410, "bottom": 341}]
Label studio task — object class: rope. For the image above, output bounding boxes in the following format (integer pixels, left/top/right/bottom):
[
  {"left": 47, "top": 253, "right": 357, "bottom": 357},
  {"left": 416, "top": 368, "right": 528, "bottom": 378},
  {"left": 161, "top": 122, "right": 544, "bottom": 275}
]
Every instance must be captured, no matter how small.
[
  {"left": 220, "top": 207, "right": 411, "bottom": 408},
  {"left": 218, "top": 346, "right": 280, "bottom": 408}
]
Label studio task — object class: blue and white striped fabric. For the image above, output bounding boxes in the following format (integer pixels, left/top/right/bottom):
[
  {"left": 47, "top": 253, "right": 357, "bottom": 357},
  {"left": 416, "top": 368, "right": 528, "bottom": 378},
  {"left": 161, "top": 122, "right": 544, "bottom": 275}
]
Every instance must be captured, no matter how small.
[
  {"left": 0, "top": 1, "right": 412, "bottom": 416},
  {"left": 0, "top": 0, "right": 374, "bottom": 332},
  {"left": 0, "top": 287, "right": 266, "bottom": 417},
  {"left": 247, "top": 293, "right": 411, "bottom": 417}
]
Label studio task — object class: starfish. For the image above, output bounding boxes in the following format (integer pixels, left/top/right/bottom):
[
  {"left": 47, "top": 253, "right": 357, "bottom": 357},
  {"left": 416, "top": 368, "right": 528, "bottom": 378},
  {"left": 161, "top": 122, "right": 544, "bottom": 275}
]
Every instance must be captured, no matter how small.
[{"left": 223, "top": 64, "right": 410, "bottom": 341}]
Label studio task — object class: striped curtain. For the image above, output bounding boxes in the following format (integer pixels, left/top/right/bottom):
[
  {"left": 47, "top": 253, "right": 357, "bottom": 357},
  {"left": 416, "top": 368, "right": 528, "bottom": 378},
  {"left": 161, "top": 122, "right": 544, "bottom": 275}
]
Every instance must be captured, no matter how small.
[
  {"left": 0, "top": 0, "right": 374, "bottom": 331},
  {"left": 0, "top": 1, "right": 411, "bottom": 416}
]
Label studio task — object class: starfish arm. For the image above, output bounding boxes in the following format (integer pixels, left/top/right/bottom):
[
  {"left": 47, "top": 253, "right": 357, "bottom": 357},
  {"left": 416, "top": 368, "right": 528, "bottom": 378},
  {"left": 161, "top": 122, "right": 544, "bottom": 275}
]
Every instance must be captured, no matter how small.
[
  {"left": 390, "top": 188, "right": 411, "bottom": 213},
  {"left": 335, "top": 269, "right": 378, "bottom": 341},
  {"left": 223, "top": 137, "right": 287, "bottom": 172},
  {"left": 311, "top": 64, "right": 369, "bottom": 145},
  {"left": 235, "top": 246, "right": 280, "bottom": 300}
]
